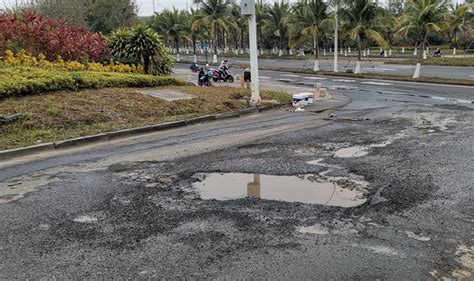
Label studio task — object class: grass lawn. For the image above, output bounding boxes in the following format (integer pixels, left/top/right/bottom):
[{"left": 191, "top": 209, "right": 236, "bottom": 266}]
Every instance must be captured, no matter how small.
[
  {"left": 385, "top": 57, "right": 474, "bottom": 67},
  {"left": 0, "top": 86, "right": 290, "bottom": 150}
]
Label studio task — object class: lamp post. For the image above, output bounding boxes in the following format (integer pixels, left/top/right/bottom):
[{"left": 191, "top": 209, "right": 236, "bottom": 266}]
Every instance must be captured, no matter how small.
[{"left": 241, "top": 0, "right": 260, "bottom": 105}]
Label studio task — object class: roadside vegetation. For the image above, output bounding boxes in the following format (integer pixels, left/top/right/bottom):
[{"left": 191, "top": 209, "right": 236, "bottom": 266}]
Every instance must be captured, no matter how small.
[
  {"left": 0, "top": 8, "right": 293, "bottom": 152},
  {"left": 385, "top": 57, "right": 474, "bottom": 67},
  {"left": 0, "top": 87, "right": 290, "bottom": 150}
]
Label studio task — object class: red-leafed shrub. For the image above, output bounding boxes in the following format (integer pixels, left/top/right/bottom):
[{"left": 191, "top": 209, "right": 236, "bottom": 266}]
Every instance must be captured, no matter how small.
[{"left": 0, "top": 10, "right": 107, "bottom": 61}]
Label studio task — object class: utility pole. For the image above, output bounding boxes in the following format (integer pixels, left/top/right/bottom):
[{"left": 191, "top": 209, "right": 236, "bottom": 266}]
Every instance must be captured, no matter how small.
[
  {"left": 152, "top": 0, "right": 156, "bottom": 14},
  {"left": 334, "top": 2, "right": 339, "bottom": 73},
  {"left": 241, "top": 0, "right": 260, "bottom": 105}
]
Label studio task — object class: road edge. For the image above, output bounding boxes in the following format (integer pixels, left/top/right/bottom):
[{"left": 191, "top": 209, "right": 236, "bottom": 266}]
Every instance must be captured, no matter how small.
[{"left": 0, "top": 104, "right": 282, "bottom": 161}]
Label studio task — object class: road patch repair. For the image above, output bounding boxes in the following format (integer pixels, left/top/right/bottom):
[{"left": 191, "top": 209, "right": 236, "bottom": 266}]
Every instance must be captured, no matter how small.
[{"left": 140, "top": 89, "right": 195, "bottom": 101}]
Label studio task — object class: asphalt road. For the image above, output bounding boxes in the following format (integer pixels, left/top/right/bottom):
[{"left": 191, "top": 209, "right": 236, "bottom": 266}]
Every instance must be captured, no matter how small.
[
  {"left": 179, "top": 54, "right": 474, "bottom": 80},
  {"left": 1, "top": 70, "right": 473, "bottom": 279}
]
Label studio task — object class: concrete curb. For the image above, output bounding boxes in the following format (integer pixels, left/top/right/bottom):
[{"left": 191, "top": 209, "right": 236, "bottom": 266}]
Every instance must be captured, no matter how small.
[
  {"left": 0, "top": 105, "right": 291, "bottom": 161},
  {"left": 0, "top": 143, "right": 55, "bottom": 160},
  {"left": 107, "top": 121, "right": 187, "bottom": 140},
  {"left": 54, "top": 134, "right": 109, "bottom": 149}
]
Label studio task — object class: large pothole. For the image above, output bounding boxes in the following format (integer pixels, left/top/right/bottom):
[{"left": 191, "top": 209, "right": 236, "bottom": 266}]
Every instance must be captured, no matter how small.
[{"left": 185, "top": 173, "right": 368, "bottom": 207}]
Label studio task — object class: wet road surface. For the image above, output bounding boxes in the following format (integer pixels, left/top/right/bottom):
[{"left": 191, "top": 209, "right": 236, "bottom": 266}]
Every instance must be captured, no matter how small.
[{"left": 1, "top": 71, "right": 473, "bottom": 279}]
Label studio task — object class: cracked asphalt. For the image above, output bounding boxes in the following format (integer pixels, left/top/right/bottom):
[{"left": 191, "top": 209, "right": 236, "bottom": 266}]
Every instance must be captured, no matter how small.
[{"left": 0, "top": 71, "right": 473, "bottom": 279}]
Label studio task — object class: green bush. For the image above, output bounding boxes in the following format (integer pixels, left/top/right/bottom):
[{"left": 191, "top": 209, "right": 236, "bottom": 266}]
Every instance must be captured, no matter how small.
[
  {"left": 0, "top": 66, "right": 185, "bottom": 98},
  {"left": 107, "top": 25, "right": 174, "bottom": 75}
]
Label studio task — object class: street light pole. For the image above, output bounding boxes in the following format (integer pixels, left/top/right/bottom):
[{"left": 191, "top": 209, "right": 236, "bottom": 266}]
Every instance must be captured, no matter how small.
[
  {"left": 242, "top": 0, "right": 260, "bottom": 105},
  {"left": 334, "top": 3, "right": 339, "bottom": 73}
]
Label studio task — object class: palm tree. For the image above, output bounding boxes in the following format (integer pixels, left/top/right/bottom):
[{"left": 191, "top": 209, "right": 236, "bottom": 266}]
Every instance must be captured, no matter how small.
[
  {"left": 262, "top": 1, "right": 290, "bottom": 54},
  {"left": 447, "top": 3, "right": 474, "bottom": 48},
  {"left": 108, "top": 24, "right": 171, "bottom": 75},
  {"left": 288, "top": 0, "right": 331, "bottom": 71},
  {"left": 193, "top": 0, "right": 234, "bottom": 62},
  {"left": 375, "top": 8, "right": 397, "bottom": 56},
  {"left": 340, "top": 0, "right": 387, "bottom": 74},
  {"left": 153, "top": 8, "right": 189, "bottom": 54},
  {"left": 255, "top": 0, "right": 269, "bottom": 51},
  {"left": 398, "top": 0, "right": 450, "bottom": 78},
  {"left": 230, "top": 4, "right": 248, "bottom": 52}
]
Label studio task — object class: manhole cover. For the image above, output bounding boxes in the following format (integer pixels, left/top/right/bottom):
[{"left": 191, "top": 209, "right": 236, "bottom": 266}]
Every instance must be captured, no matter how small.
[{"left": 141, "top": 89, "right": 195, "bottom": 101}]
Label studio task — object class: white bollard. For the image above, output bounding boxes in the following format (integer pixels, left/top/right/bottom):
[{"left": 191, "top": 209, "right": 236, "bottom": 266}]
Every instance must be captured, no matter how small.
[
  {"left": 363, "top": 50, "right": 366, "bottom": 57},
  {"left": 278, "top": 49, "right": 283, "bottom": 57},
  {"left": 367, "top": 49, "right": 370, "bottom": 56},
  {"left": 213, "top": 54, "right": 218, "bottom": 63},
  {"left": 402, "top": 47, "right": 405, "bottom": 54},
  {"left": 323, "top": 49, "right": 326, "bottom": 56},
  {"left": 453, "top": 48, "right": 456, "bottom": 56},
  {"left": 176, "top": 53, "right": 181, "bottom": 62},
  {"left": 348, "top": 47, "right": 351, "bottom": 53},
  {"left": 389, "top": 49, "right": 392, "bottom": 56},
  {"left": 423, "top": 51, "right": 427, "bottom": 60},
  {"left": 344, "top": 50, "right": 347, "bottom": 57},
  {"left": 384, "top": 51, "right": 387, "bottom": 57},
  {"left": 193, "top": 54, "right": 197, "bottom": 63}
]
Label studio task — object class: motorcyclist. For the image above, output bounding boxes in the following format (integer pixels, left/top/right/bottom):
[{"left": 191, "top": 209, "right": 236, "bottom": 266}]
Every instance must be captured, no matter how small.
[{"left": 219, "top": 59, "right": 230, "bottom": 78}]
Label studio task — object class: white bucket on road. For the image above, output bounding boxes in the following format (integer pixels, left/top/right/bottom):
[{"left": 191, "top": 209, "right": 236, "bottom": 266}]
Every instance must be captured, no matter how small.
[
  {"left": 301, "top": 92, "right": 314, "bottom": 104},
  {"left": 292, "top": 94, "right": 304, "bottom": 107}
]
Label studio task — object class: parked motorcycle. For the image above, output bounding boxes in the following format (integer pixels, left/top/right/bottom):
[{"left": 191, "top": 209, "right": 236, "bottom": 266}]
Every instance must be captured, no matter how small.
[{"left": 198, "top": 68, "right": 212, "bottom": 87}]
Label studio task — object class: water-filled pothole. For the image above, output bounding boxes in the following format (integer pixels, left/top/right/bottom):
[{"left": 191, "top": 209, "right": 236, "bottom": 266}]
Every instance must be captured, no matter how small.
[{"left": 188, "top": 173, "right": 367, "bottom": 207}]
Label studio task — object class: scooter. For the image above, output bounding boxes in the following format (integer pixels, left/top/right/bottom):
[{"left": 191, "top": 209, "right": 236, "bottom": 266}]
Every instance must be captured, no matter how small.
[
  {"left": 212, "top": 67, "right": 234, "bottom": 83},
  {"left": 198, "top": 68, "right": 212, "bottom": 87}
]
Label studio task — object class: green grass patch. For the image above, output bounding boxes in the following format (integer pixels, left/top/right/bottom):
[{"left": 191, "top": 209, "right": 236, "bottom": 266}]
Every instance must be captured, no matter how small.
[
  {"left": 385, "top": 57, "right": 474, "bottom": 67},
  {"left": 0, "top": 65, "right": 186, "bottom": 98}
]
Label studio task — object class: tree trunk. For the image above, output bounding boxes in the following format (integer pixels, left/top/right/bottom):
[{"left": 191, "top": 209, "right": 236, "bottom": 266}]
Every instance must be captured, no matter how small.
[
  {"left": 358, "top": 37, "right": 362, "bottom": 61},
  {"left": 241, "top": 26, "right": 244, "bottom": 49}
]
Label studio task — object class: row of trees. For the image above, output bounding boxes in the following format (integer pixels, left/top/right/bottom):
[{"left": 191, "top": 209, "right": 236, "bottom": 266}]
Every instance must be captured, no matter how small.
[{"left": 152, "top": 0, "right": 474, "bottom": 75}]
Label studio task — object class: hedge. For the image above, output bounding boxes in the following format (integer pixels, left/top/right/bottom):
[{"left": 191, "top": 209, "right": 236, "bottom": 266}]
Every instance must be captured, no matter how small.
[{"left": 0, "top": 66, "right": 185, "bottom": 98}]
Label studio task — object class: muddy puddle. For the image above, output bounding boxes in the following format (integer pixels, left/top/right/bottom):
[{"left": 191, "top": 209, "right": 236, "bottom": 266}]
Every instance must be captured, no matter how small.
[{"left": 188, "top": 173, "right": 367, "bottom": 207}]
